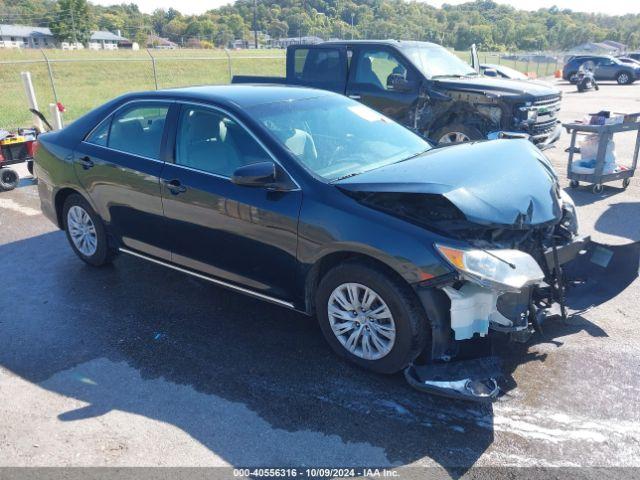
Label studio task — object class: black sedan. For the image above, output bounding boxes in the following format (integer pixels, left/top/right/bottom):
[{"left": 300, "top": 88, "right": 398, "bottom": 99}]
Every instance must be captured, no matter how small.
[{"left": 35, "top": 85, "right": 586, "bottom": 388}]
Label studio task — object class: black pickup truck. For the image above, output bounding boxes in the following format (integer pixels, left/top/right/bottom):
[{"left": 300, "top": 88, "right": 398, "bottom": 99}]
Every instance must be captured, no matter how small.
[{"left": 233, "top": 40, "right": 562, "bottom": 147}]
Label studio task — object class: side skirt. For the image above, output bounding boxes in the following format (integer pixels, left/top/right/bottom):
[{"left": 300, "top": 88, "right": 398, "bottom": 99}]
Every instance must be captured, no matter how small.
[{"left": 118, "top": 247, "right": 297, "bottom": 311}]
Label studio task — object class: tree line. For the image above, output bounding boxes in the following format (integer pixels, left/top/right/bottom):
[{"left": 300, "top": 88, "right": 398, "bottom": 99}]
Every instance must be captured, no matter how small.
[{"left": 1, "top": 0, "right": 639, "bottom": 51}]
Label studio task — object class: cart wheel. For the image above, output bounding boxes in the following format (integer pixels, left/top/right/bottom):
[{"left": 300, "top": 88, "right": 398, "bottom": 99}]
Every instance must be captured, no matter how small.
[
  {"left": 569, "top": 180, "right": 579, "bottom": 188},
  {"left": 0, "top": 168, "right": 19, "bottom": 191},
  {"left": 622, "top": 178, "right": 631, "bottom": 189},
  {"left": 592, "top": 184, "right": 603, "bottom": 194}
]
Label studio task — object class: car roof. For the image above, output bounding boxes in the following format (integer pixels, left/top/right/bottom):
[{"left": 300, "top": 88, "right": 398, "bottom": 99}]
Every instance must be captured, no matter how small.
[
  {"left": 321, "top": 39, "right": 441, "bottom": 49},
  {"left": 125, "top": 84, "right": 333, "bottom": 109}
]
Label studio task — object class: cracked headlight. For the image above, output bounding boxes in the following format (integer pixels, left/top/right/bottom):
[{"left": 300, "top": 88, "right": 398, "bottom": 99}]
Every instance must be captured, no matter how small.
[
  {"left": 436, "top": 244, "right": 545, "bottom": 291},
  {"left": 559, "top": 190, "right": 579, "bottom": 235}
]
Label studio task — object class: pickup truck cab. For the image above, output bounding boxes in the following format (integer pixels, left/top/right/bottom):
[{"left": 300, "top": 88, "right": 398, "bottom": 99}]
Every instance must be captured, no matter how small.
[{"left": 233, "top": 40, "right": 562, "bottom": 148}]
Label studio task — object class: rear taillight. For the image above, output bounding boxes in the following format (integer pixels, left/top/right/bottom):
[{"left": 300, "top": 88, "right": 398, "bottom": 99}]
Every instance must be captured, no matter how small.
[{"left": 26, "top": 140, "right": 39, "bottom": 158}]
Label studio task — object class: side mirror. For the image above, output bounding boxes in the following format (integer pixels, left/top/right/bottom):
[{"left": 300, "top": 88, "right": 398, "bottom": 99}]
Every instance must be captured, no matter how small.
[
  {"left": 483, "top": 68, "right": 498, "bottom": 77},
  {"left": 387, "top": 74, "right": 414, "bottom": 92},
  {"left": 232, "top": 161, "right": 276, "bottom": 188}
]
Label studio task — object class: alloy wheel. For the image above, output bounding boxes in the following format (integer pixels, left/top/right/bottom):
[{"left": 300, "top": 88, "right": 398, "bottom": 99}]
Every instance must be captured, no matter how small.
[
  {"left": 618, "top": 73, "right": 629, "bottom": 84},
  {"left": 327, "top": 282, "right": 396, "bottom": 360},
  {"left": 438, "top": 131, "right": 471, "bottom": 144},
  {"left": 67, "top": 205, "right": 98, "bottom": 256}
]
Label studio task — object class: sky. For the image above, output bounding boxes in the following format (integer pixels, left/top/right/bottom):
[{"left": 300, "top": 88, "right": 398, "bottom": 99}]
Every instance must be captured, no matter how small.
[{"left": 89, "top": 0, "right": 640, "bottom": 16}]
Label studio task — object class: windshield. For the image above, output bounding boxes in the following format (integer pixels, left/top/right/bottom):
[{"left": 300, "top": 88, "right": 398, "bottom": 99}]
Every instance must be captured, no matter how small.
[
  {"left": 405, "top": 45, "right": 477, "bottom": 79},
  {"left": 249, "top": 95, "right": 431, "bottom": 181}
]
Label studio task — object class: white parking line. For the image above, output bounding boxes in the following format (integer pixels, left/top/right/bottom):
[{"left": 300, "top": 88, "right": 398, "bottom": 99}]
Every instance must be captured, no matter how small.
[{"left": 0, "top": 198, "right": 41, "bottom": 217}]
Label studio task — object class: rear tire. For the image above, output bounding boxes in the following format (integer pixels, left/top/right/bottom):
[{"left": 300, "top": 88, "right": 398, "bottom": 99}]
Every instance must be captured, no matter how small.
[
  {"left": 0, "top": 168, "right": 19, "bottom": 191},
  {"left": 62, "top": 194, "right": 116, "bottom": 267},
  {"left": 568, "top": 72, "right": 578, "bottom": 84},
  {"left": 316, "top": 261, "right": 429, "bottom": 374},
  {"left": 617, "top": 72, "right": 632, "bottom": 85}
]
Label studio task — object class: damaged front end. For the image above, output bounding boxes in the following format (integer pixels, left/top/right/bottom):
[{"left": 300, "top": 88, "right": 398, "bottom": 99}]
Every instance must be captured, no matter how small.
[{"left": 336, "top": 140, "right": 590, "bottom": 401}]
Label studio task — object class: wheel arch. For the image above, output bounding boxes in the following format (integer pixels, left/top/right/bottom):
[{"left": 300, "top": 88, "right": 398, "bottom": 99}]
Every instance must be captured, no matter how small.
[
  {"left": 54, "top": 187, "right": 92, "bottom": 229},
  {"left": 304, "top": 250, "right": 421, "bottom": 316}
]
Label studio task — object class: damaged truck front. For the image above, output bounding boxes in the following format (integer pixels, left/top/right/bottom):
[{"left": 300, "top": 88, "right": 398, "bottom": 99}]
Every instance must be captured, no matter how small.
[
  {"left": 232, "top": 39, "right": 562, "bottom": 149},
  {"left": 336, "top": 139, "right": 588, "bottom": 400}
]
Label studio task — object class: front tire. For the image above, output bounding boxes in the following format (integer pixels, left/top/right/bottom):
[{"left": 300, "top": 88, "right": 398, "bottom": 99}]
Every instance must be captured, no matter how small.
[
  {"left": 432, "top": 123, "right": 483, "bottom": 145},
  {"left": 316, "top": 262, "right": 429, "bottom": 374},
  {"left": 63, "top": 194, "right": 115, "bottom": 267}
]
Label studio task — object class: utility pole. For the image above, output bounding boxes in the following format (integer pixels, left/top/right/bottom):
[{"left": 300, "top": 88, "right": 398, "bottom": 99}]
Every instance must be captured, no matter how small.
[
  {"left": 70, "top": 1, "right": 77, "bottom": 45},
  {"left": 350, "top": 13, "right": 354, "bottom": 40},
  {"left": 253, "top": 0, "right": 258, "bottom": 49}
]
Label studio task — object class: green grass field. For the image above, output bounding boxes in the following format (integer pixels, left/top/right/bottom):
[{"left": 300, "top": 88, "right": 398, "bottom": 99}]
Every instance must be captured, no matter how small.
[
  {"left": 0, "top": 49, "right": 286, "bottom": 130},
  {"left": 0, "top": 48, "right": 558, "bottom": 130}
]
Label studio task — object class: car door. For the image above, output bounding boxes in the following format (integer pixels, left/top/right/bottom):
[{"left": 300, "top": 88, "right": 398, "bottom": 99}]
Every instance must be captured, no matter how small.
[
  {"left": 594, "top": 58, "right": 616, "bottom": 80},
  {"left": 286, "top": 45, "right": 348, "bottom": 93},
  {"left": 345, "top": 46, "right": 420, "bottom": 125},
  {"left": 74, "top": 101, "right": 174, "bottom": 260},
  {"left": 160, "top": 103, "right": 302, "bottom": 302}
]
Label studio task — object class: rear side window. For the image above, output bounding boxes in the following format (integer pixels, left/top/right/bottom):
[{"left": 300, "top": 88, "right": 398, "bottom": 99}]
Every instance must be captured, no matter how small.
[
  {"left": 294, "top": 48, "right": 342, "bottom": 83},
  {"left": 109, "top": 105, "right": 169, "bottom": 159},
  {"left": 86, "top": 103, "right": 170, "bottom": 160}
]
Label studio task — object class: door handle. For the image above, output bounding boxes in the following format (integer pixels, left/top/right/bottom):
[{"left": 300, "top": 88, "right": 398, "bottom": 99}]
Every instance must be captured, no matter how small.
[
  {"left": 348, "top": 94, "right": 361, "bottom": 100},
  {"left": 164, "top": 179, "right": 187, "bottom": 195},
  {"left": 78, "top": 156, "right": 94, "bottom": 170}
]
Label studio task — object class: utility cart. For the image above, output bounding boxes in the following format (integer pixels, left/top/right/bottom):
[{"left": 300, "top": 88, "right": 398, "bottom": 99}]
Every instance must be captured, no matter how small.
[
  {"left": 564, "top": 120, "right": 640, "bottom": 194},
  {"left": 0, "top": 130, "right": 37, "bottom": 191}
]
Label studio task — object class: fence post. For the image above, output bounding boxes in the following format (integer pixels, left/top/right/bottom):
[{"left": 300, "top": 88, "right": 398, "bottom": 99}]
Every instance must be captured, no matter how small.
[
  {"left": 146, "top": 48, "right": 158, "bottom": 90},
  {"left": 20, "top": 72, "right": 45, "bottom": 132},
  {"left": 40, "top": 49, "right": 58, "bottom": 104},
  {"left": 49, "top": 103, "right": 63, "bottom": 130},
  {"left": 224, "top": 48, "right": 233, "bottom": 83}
]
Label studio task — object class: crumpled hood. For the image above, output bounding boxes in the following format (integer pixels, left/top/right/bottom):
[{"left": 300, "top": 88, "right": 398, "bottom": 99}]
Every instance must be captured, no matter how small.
[
  {"left": 433, "top": 76, "right": 560, "bottom": 99},
  {"left": 336, "top": 139, "right": 562, "bottom": 228}
]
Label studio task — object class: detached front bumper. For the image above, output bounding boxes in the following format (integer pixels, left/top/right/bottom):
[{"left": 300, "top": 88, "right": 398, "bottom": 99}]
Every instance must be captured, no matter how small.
[{"left": 408, "top": 233, "right": 590, "bottom": 402}]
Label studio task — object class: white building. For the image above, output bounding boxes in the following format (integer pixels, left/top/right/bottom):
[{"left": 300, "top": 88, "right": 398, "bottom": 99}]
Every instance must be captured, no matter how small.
[
  {"left": 0, "top": 24, "right": 54, "bottom": 48},
  {"left": 88, "top": 31, "right": 128, "bottom": 50},
  {"left": 271, "top": 36, "right": 323, "bottom": 49}
]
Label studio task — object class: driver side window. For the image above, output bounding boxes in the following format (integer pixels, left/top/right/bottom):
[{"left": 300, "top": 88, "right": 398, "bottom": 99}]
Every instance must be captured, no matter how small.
[{"left": 354, "top": 49, "right": 414, "bottom": 91}]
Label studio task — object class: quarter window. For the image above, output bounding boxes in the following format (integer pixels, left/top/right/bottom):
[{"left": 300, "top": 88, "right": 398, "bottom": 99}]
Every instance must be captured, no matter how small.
[
  {"left": 86, "top": 117, "right": 110, "bottom": 147},
  {"left": 175, "top": 106, "right": 269, "bottom": 177}
]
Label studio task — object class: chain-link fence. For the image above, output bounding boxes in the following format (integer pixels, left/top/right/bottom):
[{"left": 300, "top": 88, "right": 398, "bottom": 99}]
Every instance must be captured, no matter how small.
[
  {"left": 1, "top": 47, "right": 567, "bottom": 131},
  {"left": 478, "top": 51, "right": 564, "bottom": 78},
  {"left": 0, "top": 49, "right": 286, "bottom": 130}
]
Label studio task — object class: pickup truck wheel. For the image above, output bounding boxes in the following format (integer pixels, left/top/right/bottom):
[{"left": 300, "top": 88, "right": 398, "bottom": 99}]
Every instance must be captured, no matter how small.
[
  {"left": 433, "top": 123, "right": 483, "bottom": 145},
  {"left": 316, "top": 262, "right": 428, "bottom": 374},
  {"left": 617, "top": 72, "right": 631, "bottom": 85},
  {"left": 63, "top": 194, "right": 115, "bottom": 267},
  {"left": 0, "top": 168, "right": 19, "bottom": 191}
]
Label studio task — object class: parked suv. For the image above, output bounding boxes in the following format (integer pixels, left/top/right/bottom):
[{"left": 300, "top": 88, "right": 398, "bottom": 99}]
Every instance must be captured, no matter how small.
[
  {"left": 233, "top": 40, "right": 562, "bottom": 148},
  {"left": 563, "top": 55, "right": 639, "bottom": 85}
]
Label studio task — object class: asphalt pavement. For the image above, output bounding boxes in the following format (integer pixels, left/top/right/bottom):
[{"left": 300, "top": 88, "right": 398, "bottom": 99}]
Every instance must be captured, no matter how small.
[{"left": 0, "top": 80, "right": 639, "bottom": 476}]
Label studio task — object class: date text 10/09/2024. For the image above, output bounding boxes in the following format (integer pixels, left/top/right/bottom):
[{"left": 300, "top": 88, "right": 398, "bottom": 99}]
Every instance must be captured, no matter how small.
[{"left": 233, "top": 468, "right": 400, "bottom": 477}]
